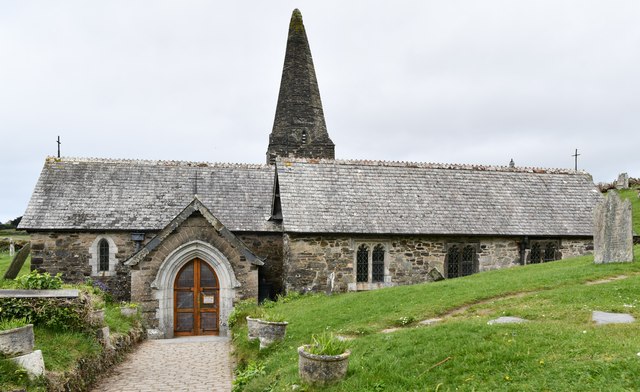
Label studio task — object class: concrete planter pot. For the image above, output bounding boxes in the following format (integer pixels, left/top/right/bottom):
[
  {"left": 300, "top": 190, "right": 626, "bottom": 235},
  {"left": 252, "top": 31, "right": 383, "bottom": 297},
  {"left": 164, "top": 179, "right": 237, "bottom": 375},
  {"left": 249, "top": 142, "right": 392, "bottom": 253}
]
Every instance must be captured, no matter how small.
[
  {"left": 90, "top": 309, "right": 106, "bottom": 326},
  {"left": 120, "top": 307, "right": 138, "bottom": 317},
  {"left": 0, "top": 324, "right": 35, "bottom": 357},
  {"left": 257, "top": 319, "right": 288, "bottom": 349},
  {"left": 246, "top": 316, "right": 261, "bottom": 341},
  {"left": 298, "top": 345, "right": 351, "bottom": 386}
]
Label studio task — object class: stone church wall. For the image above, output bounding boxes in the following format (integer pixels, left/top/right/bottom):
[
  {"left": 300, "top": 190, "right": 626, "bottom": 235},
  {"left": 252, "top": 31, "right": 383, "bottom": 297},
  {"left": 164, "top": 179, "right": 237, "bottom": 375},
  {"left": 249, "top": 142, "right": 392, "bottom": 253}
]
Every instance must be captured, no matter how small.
[
  {"left": 283, "top": 234, "right": 594, "bottom": 293},
  {"left": 29, "top": 231, "right": 138, "bottom": 301},
  {"left": 236, "top": 233, "right": 284, "bottom": 299}
]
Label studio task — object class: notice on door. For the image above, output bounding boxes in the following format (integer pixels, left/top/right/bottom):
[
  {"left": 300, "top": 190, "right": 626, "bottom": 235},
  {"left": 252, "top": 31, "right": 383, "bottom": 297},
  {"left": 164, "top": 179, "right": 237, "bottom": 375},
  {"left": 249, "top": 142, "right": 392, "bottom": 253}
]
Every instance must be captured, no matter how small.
[{"left": 203, "top": 296, "right": 215, "bottom": 304}]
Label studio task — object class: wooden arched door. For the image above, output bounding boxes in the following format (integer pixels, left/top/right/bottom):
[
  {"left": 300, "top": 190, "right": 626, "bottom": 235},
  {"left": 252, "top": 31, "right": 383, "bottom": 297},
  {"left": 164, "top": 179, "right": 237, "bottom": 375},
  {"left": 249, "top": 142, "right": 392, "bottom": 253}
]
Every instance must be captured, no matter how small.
[{"left": 174, "top": 258, "right": 220, "bottom": 336}]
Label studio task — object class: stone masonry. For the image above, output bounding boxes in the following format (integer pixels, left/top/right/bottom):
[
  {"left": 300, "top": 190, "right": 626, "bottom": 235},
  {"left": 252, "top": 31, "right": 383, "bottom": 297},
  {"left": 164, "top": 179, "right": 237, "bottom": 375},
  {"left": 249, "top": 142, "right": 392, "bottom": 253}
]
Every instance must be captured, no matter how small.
[
  {"left": 130, "top": 213, "right": 259, "bottom": 331},
  {"left": 594, "top": 191, "right": 634, "bottom": 263},
  {"left": 30, "top": 231, "right": 138, "bottom": 301},
  {"left": 284, "top": 233, "right": 594, "bottom": 293},
  {"left": 237, "top": 233, "right": 284, "bottom": 298},
  {"left": 266, "top": 9, "right": 334, "bottom": 164},
  {"left": 28, "top": 229, "right": 284, "bottom": 304}
]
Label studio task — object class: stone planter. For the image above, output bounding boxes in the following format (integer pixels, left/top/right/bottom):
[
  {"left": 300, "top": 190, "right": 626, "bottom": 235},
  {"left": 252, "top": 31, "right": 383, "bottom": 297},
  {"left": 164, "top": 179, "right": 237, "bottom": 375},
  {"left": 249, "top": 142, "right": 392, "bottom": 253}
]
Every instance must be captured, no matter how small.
[
  {"left": 257, "top": 319, "right": 288, "bottom": 349},
  {"left": 0, "top": 324, "right": 35, "bottom": 357},
  {"left": 90, "top": 309, "right": 106, "bottom": 326},
  {"left": 298, "top": 345, "right": 351, "bottom": 386},
  {"left": 246, "top": 316, "right": 261, "bottom": 341},
  {"left": 120, "top": 307, "right": 138, "bottom": 317}
]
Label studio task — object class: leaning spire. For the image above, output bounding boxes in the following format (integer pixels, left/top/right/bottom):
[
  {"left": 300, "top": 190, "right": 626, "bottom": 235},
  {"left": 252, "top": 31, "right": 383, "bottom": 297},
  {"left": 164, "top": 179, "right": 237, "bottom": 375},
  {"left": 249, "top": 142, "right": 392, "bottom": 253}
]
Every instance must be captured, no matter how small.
[{"left": 266, "top": 9, "right": 335, "bottom": 165}]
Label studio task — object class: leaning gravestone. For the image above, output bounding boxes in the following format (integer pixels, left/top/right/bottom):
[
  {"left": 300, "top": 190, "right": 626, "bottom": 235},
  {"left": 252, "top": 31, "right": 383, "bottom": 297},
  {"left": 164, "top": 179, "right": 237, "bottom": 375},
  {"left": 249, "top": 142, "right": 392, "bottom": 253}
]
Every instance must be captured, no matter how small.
[
  {"left": 593, "top": 191, "right": 633, "bottom": 263},
  {"left": 3, "top": 243, "right": 30, "bottom": 280},
  {"left": 9, "top": 239, "right": 15, "bottom": 257},
  {"left": 615, "top": 173, "right": 629, "bottom": 190}
]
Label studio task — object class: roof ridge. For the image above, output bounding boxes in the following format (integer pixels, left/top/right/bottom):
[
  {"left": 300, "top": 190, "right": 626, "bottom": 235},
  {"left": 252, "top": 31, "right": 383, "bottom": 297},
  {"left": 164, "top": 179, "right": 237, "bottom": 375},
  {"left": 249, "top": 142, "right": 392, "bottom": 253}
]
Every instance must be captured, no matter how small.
[
  {"left": 45, "top": 156, "right": 269, "bottom": 169},
  {"left": 277, "top": 157, "right": 587, "bottom": 175}
]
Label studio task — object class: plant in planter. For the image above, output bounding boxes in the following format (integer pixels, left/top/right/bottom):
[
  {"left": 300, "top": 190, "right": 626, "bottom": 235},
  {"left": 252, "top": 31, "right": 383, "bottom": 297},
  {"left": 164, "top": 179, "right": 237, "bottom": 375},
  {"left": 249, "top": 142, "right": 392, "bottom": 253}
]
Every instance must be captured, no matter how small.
[
  {"left": 120, "top": 302, "right": 139, "bottom": 317},
  {"left": 256, "top": 312, "right": 288, "bottom": 349},
  {"left": 0, "top": 318, "right": 34, "bottom": 358},
  {"left": 298, "top": 332, "right": 350, "bottom": 386}
]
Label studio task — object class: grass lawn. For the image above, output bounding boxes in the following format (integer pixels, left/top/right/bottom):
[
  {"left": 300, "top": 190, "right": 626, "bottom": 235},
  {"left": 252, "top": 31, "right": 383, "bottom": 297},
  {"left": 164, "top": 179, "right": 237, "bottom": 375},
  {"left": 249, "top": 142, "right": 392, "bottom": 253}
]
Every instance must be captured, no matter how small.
[
  {"left": 0, "top": 229, "right": 30, "bottom": 240},
  {"left": 0, "top": 251, "right": 31, "bottom": 279},
  {"left": 233, "top": 246, "right": 640, "bottom": 391},
  {"left": 618, "top": 188, "right": 640, "bottom": 234}
]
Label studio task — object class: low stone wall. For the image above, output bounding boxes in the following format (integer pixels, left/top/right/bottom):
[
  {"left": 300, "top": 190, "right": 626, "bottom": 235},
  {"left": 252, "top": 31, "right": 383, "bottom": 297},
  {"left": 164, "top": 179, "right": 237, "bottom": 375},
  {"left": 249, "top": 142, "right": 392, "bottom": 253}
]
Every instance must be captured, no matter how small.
[{"left": 45, "top": 327, "right": 146, "bottom": 392}]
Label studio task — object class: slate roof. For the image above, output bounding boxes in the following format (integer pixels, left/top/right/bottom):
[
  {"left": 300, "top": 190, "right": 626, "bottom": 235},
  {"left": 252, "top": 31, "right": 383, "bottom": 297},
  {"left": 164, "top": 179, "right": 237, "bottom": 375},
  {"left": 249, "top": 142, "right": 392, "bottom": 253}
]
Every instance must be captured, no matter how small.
[
  {"left": 275, "top": 158, "right": 603, "bottom": 236},
  {"left": 20, "top": 157, "right": 279, "bottom": 232}
]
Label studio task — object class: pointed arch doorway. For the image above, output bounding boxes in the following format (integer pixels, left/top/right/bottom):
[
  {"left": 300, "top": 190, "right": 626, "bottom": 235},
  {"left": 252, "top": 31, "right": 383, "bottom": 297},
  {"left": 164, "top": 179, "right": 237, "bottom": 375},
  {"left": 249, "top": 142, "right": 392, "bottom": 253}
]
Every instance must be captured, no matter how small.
[{"left": 174, "top": 258, "right": 220, "bottom": 336}]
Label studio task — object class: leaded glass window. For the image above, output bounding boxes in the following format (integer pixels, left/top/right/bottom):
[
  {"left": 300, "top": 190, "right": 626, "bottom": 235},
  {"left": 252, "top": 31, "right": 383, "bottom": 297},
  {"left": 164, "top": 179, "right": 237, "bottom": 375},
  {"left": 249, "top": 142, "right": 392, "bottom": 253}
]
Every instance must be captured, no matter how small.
[
  {"left": 530, "top": 243, "right": 542, "bottom": 264},
  {"left": 447, "top": 245, "right": 460, "bottom": 278},
  {"left": 544, "top": 242, "right": 557, "bottom": 262},
  {"left": 356, "top": 244, "right": 369, "bottom": 282},
  {"left": 372, "top": 244, "right": 385, "bottom": 283},
  {"left": 98, "top": 239, "right": 109, "bottom": 272},
  {"left": 461, "top": 246, "right": 475, "bottom": 276}
]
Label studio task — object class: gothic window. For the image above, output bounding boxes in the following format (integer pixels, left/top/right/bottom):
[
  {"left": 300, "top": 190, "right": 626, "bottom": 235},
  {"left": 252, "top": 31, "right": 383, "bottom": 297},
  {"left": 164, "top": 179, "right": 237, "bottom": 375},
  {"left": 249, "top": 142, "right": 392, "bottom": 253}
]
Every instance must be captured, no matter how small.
[
  {"left": 530, "top": 243, "right": 542, "bottom": 264},
  {"left": 528, "top": 240, "right": 560, "bottom": 264},
  {"left": 544, "top": 242, "right": 556, "bottom": 262},
  {"left": 354, "top": 242, "right": 387, "bottom": 287},
  {"left": 446, "top": 243, "right": 478, "bottom": 278},
  {"left": 372, "top": 244, "right": 385, "bottom": 283},
  {"left": 447, "top": 245, "right": 460, "bottom": 278},
  {"left": 90, "top": 236, "right": 118, "bottom": 277},
  {"left": 98, "top": 239, "right": 109, "bottom": 272},
  {"left": 461, "top": 246, "right": 475, "bottom": 277},
  {"left": 356, "top": 244, "right": 369, "bottom": 283},
  {"left": 301, "top": 130, "right": 307, "bottom": 144}
]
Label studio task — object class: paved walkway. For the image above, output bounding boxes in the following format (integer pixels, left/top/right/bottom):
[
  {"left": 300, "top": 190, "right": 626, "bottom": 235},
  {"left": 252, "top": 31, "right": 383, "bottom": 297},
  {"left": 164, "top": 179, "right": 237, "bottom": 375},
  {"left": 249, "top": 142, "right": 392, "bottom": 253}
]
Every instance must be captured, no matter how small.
[{"left": 92, "top": 336, "right": 234, "bottom": 392}]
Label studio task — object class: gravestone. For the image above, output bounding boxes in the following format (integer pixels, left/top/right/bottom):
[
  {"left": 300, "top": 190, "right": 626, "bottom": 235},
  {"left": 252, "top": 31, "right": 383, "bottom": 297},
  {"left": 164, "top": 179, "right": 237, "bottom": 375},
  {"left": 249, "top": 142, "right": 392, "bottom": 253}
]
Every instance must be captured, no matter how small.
[
  {"left": 487, "top": 316, "right": 528, "bottom": 325},
  {"left": 592, "top": 310, "right": 635, "bottom": 325},
  {"left": 615, "top": 173, "right": 629, "bottom": 190},
  {"left": 9, "top": 239, "right": 15, "bottom": 257},
  {"left": 3, "top": 243, "right": 30, "bottom": 280},
  {"left": 593, "top": 191, "right": 633, "bottom": 263}
]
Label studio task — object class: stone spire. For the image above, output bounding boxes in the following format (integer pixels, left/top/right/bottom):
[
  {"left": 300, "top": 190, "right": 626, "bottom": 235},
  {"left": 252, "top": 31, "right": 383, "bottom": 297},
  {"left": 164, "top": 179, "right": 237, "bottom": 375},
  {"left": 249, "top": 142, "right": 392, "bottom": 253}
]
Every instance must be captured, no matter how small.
[{"left": 266, "top": 9, "right": 335, "bottom": 165}]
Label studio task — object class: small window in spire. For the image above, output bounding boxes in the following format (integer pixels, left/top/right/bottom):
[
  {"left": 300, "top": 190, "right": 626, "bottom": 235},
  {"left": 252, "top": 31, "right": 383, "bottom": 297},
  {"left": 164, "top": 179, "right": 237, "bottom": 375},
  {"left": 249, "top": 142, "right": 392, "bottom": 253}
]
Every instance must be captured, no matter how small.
[{"left": 301, "top": 130, "right": 307, "bottom": 144}]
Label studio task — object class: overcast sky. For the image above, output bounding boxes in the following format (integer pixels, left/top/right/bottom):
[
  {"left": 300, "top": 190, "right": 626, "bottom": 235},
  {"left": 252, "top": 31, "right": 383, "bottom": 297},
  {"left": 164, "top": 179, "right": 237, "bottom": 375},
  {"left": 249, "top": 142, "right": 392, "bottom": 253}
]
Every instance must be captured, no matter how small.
[{"left": 1, "top": 1, "right": 639, "bottom": 223}]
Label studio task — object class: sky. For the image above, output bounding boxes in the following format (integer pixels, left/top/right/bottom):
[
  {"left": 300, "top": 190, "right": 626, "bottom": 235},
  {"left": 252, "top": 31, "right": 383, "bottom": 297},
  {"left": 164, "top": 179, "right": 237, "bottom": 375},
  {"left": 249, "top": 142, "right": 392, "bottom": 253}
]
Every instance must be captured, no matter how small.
[{"left": 1, "top": 1, "right": 639, "bottom": 223}]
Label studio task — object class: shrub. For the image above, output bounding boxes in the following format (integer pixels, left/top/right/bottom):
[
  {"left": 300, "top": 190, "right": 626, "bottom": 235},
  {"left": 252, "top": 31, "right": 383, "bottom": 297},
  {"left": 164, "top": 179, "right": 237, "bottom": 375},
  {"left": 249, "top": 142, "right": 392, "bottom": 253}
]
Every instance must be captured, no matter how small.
[
  {"left": 17, "top": 270, "right": 62, "bottom": 290},
  {"left": 232, "top": 361, "right": 266, "bottom": 392},
  {"left": 228, "top": 299, "right": 261, "bottom": 329},
  {"left": 0, "top": 317, "right": 28, "bottom": 331},
  {"left": 84, "top": 278, "right": 114, "bottom": 303},
  {"left": 305, "top": 332, "right": 348, "bottom": 356},
  {"left": 0, "top": 296, "right": 90, "bottom": 332}
]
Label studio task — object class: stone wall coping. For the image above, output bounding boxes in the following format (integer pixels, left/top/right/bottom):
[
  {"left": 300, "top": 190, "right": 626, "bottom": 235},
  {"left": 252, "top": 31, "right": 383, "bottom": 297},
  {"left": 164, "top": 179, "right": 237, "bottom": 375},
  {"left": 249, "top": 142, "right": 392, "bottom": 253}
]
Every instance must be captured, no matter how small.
[{"left": 0, "top": 289, "right": 80, "bottom": 298}]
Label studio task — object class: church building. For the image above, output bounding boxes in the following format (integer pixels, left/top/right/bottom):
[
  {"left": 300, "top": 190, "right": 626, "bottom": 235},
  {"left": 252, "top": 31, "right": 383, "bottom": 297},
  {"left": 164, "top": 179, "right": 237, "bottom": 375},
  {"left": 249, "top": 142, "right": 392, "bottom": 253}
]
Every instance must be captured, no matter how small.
[{"left": 19, "top": 10, "right": 602, "bottom": 338}]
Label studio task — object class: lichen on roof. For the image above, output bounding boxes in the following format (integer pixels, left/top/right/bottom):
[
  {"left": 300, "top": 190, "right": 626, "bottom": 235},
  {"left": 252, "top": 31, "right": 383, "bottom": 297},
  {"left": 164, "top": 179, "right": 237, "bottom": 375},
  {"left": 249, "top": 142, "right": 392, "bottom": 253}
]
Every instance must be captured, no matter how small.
[{"left": 289, "top": 8, "right": 305, "bottom": 33}]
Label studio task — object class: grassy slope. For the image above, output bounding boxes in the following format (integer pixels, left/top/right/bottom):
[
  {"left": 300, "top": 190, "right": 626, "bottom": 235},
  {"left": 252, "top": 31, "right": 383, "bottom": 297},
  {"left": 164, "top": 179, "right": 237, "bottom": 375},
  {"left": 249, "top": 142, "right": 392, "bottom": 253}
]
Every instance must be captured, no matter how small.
[
  {"left": 0, "top": 229, "right": 30, "bottom": 240},
  {"left": 0, "top": 252, "right": 31, "bottom": 278},
  {"left": 618, "top": 188, "right": 640, "bottom": 234},
  {"left": 235, "top": 247, "right": 640, "bottom": 391}
]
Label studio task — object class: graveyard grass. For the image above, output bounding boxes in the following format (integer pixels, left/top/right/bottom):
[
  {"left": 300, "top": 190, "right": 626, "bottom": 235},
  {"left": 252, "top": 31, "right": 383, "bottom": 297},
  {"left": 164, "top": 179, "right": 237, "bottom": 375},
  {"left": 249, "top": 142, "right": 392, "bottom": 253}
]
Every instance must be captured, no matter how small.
[
  {"left": 0, "top": 251, "right": 31, "bottom": 279},
  {"left": 234, "top": 245, "right": 640, "bottom": 391},
  {"left": 618, "top": 188, "right": 640, "bottom": 234},
  {"left": 0, "top": 253, "right": 135, "bottom": 391}
]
